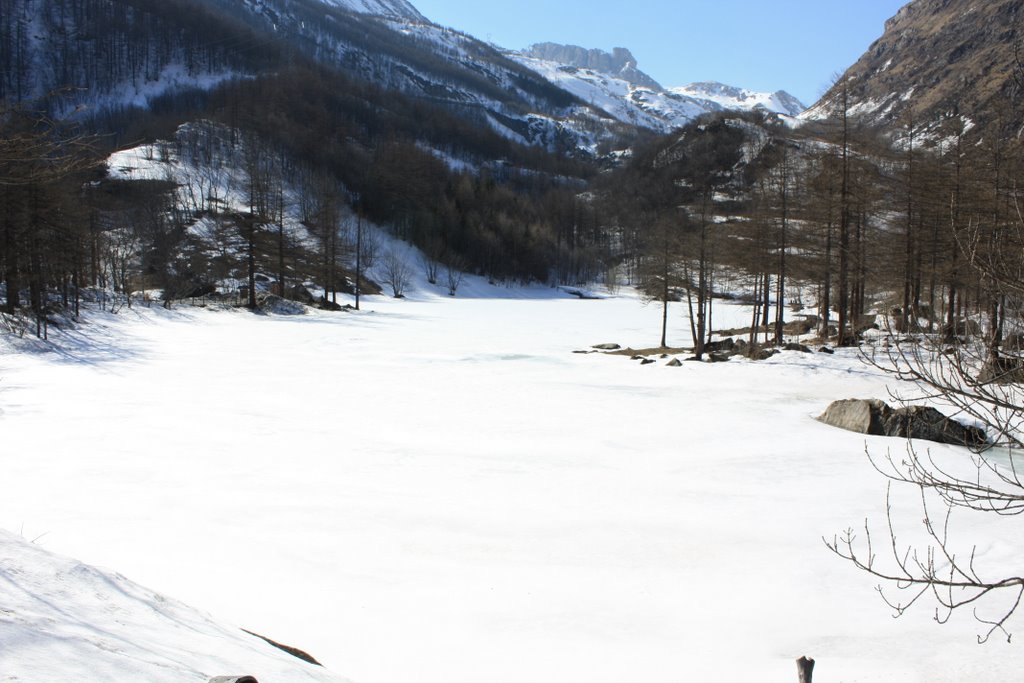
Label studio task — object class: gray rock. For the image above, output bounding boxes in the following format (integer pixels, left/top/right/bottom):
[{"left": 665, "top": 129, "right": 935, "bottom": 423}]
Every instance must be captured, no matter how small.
[
  {"left": 783, "top": 342, "right": 812, "bottom": 353},
  {"left": 286, "top": 284, "right": 316, "bottom": 304},
  {"left": 592, "top": 343, "right": 621, "bottom": 350},
  {"left": 641, "top": 358, "right": 656, "bottom": 365},
  {"left": 258, "top": 294, "right": 306, "bottom": 315},
  {"left": 817, "top": 399, "right": 892, "bottom": 435},
  {"left": 317, "top": 298, "right": 343, "bottom": 312},
  {"left": 818, "top": 398, "right": 987, "bottom": 447},
  {"left": 818, "top": 346, "right": 835, "bottom": 354},
  {"left": 784, "top": 318, "right": 815, "bottom": 335},
  {"left": 883, "top": 406, "right": 987, "bottom": 447},
  {"left": 706, "top": 338, "right": 736, "bottom": 353},
  {"left": 666, "top": 358, "right": 683, "bottom": 367}
]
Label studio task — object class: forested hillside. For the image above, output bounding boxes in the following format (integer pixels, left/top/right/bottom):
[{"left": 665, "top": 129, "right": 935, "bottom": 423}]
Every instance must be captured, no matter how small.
[
  {"left": 1, "top": 0, "right": 632, "bottom": 324},
  {"left": 3, "top": 0, "right": 1024, "bottom": 371}
]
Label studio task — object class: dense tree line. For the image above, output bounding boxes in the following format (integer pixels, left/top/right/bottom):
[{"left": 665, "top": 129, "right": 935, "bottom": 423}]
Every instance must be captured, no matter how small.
[
  {"left": 0, "top": 0, "right": 284, "bottom": 106},
  {"left": 0, "top": 0, "right": 622, "bottom": 320},
  {"left": 602, "top": 102, "right": 1024, "bottom": 357}
]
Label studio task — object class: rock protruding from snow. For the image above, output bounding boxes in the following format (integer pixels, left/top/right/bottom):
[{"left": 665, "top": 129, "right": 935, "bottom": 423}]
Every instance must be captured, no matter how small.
[
  {"left": 817, "top": 399, "right": 987, "bottom": 447},
  {"left": 817, "top": 398, "right": 892, "bottom": 435},
  {"left": 259, "top": 295, "right": 307, "bottom": 315}
]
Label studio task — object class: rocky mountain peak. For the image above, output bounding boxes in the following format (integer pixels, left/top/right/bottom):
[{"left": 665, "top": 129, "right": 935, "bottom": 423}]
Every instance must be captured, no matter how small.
[{"left": 523, "top": 43, "right": 664, "bottom": 91}]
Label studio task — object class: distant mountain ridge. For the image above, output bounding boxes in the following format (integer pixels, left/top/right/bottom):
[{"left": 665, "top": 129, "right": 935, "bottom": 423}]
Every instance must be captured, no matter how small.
[
  {"left": 0, "top": 0, "right": 805, "bottom": 152},
  {"left": 511, "top": 43, "right": 806, "bottom": 133},
  {"left": 673, "top": 82, "right": 806, "bottom": 118}
]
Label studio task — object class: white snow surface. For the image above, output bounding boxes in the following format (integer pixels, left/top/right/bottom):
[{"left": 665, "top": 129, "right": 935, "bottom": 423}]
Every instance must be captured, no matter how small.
[
  {"left": 2, "top": 280, "right": 1024, "bottom": 682},
  {"left": 0, "top": 528, "right": 347, "bottom": 681}
]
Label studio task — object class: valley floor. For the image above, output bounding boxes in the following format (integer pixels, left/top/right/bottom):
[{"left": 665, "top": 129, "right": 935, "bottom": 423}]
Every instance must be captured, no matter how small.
[{"left": 1, "top": 283, "right": 1022, "bottom": 682}]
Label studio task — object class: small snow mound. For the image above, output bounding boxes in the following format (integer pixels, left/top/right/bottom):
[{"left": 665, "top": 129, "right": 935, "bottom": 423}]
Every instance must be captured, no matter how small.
[{"left": 0, "top": 530, "right": 349, "bottom": 682}]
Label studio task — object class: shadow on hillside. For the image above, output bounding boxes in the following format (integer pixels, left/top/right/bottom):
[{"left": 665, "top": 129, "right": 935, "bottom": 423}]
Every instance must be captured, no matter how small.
[{"left": 1, "top": 308, "right": 160, "bottom": 368}]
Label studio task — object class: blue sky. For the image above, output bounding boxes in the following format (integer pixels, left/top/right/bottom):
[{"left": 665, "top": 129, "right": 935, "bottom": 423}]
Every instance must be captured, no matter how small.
[{"left": 409, "top": 0, "right": 909, "bottom": 106}]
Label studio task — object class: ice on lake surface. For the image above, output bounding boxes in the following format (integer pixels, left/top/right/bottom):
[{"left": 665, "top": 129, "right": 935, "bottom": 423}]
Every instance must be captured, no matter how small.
[{"left": 2, "top": 282, "right": 1022, "bottom": 682}]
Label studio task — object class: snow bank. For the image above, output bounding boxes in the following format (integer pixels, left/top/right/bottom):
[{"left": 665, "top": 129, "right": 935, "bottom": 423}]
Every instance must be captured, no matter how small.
[{"left": 0, "top": 530, "right": 348, "bottom": 682}]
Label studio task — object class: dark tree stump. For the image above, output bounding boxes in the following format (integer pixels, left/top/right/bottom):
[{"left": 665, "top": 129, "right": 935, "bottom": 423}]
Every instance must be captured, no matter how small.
[{"left": 797, "top": 656, "right": 815, "bottom": 683}]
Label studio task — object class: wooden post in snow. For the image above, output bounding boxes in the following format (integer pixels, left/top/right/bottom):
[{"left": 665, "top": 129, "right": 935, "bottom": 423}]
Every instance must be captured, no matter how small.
[{"left": 797, "top": 656, "right": 815, "bottom": 683}]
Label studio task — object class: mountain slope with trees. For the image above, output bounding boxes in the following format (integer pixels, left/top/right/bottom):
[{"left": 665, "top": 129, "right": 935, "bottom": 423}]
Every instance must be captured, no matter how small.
[{"left": 806, "top": 0, "right": 1023, "bottom": 136}]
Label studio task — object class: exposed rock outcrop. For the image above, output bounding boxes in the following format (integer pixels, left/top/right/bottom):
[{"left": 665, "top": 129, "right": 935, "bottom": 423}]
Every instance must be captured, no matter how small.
[
  {"left": 523, "top": 43, "right": 664, "bottom": 90},
  {"left": 818, "top": 398, "right": 987, "bottom": 447}
]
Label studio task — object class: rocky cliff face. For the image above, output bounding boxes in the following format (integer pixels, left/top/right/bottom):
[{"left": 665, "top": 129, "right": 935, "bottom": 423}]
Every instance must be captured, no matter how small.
[
  {"left": 523, "top": 43, "right": 664, "bottom": 90},
  {"left": 808, "top": 0, "right": 1023, "bottom": 135}
]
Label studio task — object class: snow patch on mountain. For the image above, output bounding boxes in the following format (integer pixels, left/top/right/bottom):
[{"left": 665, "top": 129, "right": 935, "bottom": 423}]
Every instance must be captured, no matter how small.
[
  {"left": 317, "top": 0, "right": 425, "bottom": 21},
  {"left": 509, "top": 49, "right": 805, "bottom": 133},
  {"left": 672, "top": 82, "right": 805, "bottom": 117}
]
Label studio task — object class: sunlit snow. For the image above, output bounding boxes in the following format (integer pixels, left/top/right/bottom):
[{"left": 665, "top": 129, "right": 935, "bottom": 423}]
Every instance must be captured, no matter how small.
[{"left": 3, "top": 277, "right": 1023, "bottom": 682}]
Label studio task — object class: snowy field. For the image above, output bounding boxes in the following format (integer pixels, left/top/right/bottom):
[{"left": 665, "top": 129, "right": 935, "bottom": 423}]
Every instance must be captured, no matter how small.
[{"left": 2, "top": 281, "right": 1023, "bottom": 682}]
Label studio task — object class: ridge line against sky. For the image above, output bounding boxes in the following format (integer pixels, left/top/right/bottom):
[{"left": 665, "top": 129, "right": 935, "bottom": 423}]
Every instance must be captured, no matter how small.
[{"left": 407, "top": 0, "right": 910, "bottom": 106}]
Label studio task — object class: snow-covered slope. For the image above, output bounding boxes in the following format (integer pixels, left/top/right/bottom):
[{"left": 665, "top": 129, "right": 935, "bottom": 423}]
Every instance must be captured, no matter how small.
[
  {"left": 317, "top": 0, "right": 425, "bottom": 21},
  {"left": 509, "top": 46, "right": 805, "bottom": 133},
  {"left": 508, "top": 52, "right": 706, "bottom": 132},
  {"left": 672, "top": 82, "right": 805, "bottom": 117},
  {"left": 0, "top": 530, "right": 348, "bottom": 682}
]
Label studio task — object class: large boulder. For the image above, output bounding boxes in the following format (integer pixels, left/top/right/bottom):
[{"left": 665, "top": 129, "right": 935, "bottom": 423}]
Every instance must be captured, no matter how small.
[
  {"left": 817, "top": 399, "right": 892, "bottom": 435},
  {"left": 705, "top": 338, "right": 736, "bottom": 353},
  {"left": 286, "top": 284, "right": 316, "bottom": 304},
  {"left": 883, "top": 406, "right": 987, "bottom": 448},
  {"left": 258, "top": 294, "right": 306, "bottom": 315},
  {"left": 784, "top": 318, "right": 816, "bottom": 336},
  {"left": 818, "top": 398, "right": 987, "bottom": 447}
]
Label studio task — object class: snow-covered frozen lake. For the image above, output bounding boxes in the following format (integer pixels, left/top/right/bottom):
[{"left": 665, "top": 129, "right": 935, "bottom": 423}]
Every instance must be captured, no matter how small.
[{"left": 2, "top": 284, "right": 1022, "bottom": 682}]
